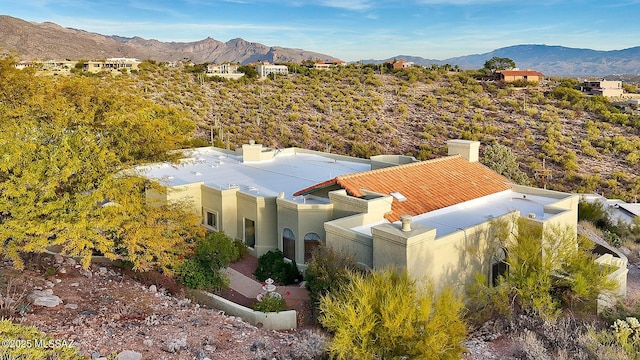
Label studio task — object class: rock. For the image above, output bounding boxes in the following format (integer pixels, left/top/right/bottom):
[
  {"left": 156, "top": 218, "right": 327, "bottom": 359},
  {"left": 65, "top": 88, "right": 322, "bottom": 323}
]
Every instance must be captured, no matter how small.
[
  {"left": 621, "top": 246, "right": 631, "bottom": 255},
  {"left": 143, "top": 339, "right": 154, "bottom": 347},
  {"left": 28, "top": 289, "right": 62, "bottom": 307},
  {"left": 80, "top": 269, "right": 93, "bottom": 278},
  {"left": 58, "top": 267, "right": 67, "bottom": 274},
  {"left": 65, "top": 303, "right": 78, "bottom": 310},
  {"left": 98, "top": 267, "right": 108, "bottom": 275},
  {"left": 70, "top": 282, "right": 80, "bottom": 287},
  {"left": 162, "top": 336, "right": 187, "bottom": 353},
  {"left": 149, "top": 285, "right": 157, "bottom": 293},
  {"left": 54, "top": 254, "right": 64, "bottom": 264},
  {"left": 65, "top": 257, "right": 76, "bottom": 267},
  {"left": 117, "top": 350, "right": 142, "bottom": 360},
  {"left": 44, "top": 280, "right": 54, "bottom": 288}
]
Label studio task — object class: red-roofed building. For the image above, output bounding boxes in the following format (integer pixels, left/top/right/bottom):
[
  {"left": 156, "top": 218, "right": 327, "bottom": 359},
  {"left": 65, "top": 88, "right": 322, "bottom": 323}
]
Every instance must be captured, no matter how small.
[
  {"left": 497, "top": 69, "right": 544, "bottom": 83},
  {"left": 142, "top": 139, "right": 626, "bottom": 297}
]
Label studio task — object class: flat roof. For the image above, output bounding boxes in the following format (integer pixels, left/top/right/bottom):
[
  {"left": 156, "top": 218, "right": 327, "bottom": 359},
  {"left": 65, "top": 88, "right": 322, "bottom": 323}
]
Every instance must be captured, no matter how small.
[
  {"left": 138, "top": 147, "right": 371, "bottom": 202},
  {"left": 352, "top": 190, "right": 564, "bottom": 237}
]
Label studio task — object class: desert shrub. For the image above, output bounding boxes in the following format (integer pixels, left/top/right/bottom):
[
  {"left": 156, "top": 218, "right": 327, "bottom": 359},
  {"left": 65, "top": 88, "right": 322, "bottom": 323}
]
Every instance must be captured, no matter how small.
[
  {"left": 0, "top": 319, "right": 85, "bottom": 359},
  {"left": 319, "top": 268, "right": 466, "bottom": 360},
  {"left": 0, "top": 275, "right": 30, "bottom": 318},
  {"left": 289, "top": 329, "right": 330, "bottom": 360},
  {"left": 578, "top": 201, "right": 611, "bottom": 229},
  {"left": 468, "top": 219, "right": 617, "bottom": 320},
  {"left": 305, "top": 245, "right": 361, "bottom": 315},
  {"left": 253, "top": 250, "right": 302, "bottom": 285},
  {"left": 481, "top": 142, "right": 531, "bottom": 185},
  {"left": 175, "top": 231, "right": 236, "bottom": 291},
  {"left": 232, "top": 239, "right": 249, "bottom": 261},
  {"left": 252, "top": 292, "right": 287, "bottom": 313}
]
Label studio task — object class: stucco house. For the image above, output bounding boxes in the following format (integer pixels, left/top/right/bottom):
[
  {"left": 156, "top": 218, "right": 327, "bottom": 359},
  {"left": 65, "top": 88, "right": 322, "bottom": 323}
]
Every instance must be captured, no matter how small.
[
  {"left": 580, "top": 80, "right": 624, "bottom": 97},
  {"left": 140, "top": 140, "right": 626, "bottom": 295},
  {"left": 255, "top": 62, "right": 289, "bottom": 78},
  {"left": 497, "top": 70, "right": 544, "bottom": 83}
]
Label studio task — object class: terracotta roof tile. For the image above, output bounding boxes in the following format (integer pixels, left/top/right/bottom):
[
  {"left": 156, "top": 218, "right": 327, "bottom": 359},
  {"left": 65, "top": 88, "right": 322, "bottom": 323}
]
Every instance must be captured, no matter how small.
[
  {"left": 500, "top": 70, "right": 544, "bottom": 77},
  {"left": 295, "top": 156, "right": 511, "bottom": 222}
]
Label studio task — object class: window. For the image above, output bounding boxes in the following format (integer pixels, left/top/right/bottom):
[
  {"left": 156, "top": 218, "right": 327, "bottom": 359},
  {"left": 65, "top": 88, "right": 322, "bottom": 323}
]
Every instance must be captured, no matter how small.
[
  {"left": 304, "top": 232, "right": 322, "bottom": 263},
  {"left": 244, "top": 218, "right": 256, "bottom": 248},
  {"left": 282, "top": 228, "right": 296, "bottom": 261},
  {"left": 491, "top": 247, "right": 508, "bottom": 287},
  {"left": 203, "top": 210, "right": 218, "bottom": 230}
]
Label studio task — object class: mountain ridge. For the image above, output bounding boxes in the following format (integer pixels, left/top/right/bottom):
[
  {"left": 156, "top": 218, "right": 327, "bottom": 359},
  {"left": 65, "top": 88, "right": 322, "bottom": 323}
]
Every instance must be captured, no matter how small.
[
  {"left": 0, "top": 15, "right": 339, "bottom": 65},
  {"left": 2, "top": 15, "right": 639, "bottom": 75},
  {"left": 371, "top": 44, "right": 640, "bottom": 76}
]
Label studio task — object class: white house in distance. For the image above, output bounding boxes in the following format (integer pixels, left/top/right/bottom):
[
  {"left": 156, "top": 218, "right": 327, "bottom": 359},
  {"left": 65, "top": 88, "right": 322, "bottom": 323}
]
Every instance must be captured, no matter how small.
[
  {"left": 206, "top": 63, "right": 244, "bottom": 80},
  {"left": 255, "top": 62, "right": 289, "bottom": 78},
  {"left": 140, "top": 140, "right": 627, "bottom": 295},
  {"left": 581, "top": 80, "right": 624, "bottom": 97}
]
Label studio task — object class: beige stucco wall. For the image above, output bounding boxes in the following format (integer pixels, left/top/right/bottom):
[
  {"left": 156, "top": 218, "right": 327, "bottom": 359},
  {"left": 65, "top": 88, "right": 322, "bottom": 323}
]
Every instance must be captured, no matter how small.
[
  {"left": 236, "top": 192, "right": 278, "bottom": 257},
  {"left": 201, "top": 185, "right": 239, "bottom": 239},
  {"left": 276, "top": 197, "right": 334, "bottom": 264}
]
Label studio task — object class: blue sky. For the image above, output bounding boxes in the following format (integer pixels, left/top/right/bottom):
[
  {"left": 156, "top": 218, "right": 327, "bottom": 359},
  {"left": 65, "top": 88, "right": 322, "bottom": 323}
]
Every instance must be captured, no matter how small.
[{"left": 2, "top": 0, "right": 639, "bottom": 61}]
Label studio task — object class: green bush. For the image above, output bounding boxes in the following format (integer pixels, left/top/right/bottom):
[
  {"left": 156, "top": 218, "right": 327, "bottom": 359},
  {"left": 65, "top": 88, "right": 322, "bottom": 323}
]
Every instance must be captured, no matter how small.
[
  {"left": 253, "top": 250, "right": 302, "bottom": 285},
  {"left": 320, "top": 268, "right": 466, "bottom": 360},
  {"left": 0, "top": 319, "right": 85, "bottom": 359},
  {"left": 467, "top": 219, "right": 617, "bottom": 320},
  {"left": 232, "top": 239, "right": 249, "bottom": 262},
  {"left": 305, "top": 245, "right": 361, "bottom": 314},
  {"left": 253, "top": 293, "right": 288, "bottom": 313},
  {"left": 175, "top": 231, "right": 236, "bottom": 291}
]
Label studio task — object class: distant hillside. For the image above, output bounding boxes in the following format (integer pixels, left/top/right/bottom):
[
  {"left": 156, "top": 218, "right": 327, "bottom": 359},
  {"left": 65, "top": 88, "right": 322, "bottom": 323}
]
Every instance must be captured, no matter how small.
[
  {"left": 0, "top": 15, "right": 339, "bottom": 64},
  {"left": 369, "top": 45, "right": 640, "bottom": 76}
]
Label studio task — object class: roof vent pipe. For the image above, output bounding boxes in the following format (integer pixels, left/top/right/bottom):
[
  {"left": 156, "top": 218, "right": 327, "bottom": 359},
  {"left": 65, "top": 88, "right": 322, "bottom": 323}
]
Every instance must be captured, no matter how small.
[{"left": 400, "top": 214, "right": 412, "bottom": 232}]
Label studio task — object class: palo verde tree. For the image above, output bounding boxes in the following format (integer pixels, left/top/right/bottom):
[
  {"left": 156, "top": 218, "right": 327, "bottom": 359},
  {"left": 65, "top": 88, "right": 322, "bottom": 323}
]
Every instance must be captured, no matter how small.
[
  {"left": 481, "top": 142, "right": 532, "bottom": 186},
  {"left": 319, "top": 268, "right": 466, "bottom": 360},
  {"left": 0, "top": 56, "right": 204, "bottom": 272},
  {"left": 467, "top": 217, "right": 617, "bottom": 321}
]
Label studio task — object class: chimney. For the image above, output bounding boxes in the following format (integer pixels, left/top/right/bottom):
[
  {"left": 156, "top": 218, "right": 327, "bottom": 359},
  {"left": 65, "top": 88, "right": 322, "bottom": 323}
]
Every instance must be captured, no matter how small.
[
  {"left": 447, "top": 139, "right": 480, "bottom": 162},
  {"left": 400, "top": 214, "right": 412, "bottom": 232},
  {"left": 242, "top": 140, "right": 263, "bottom": 162}
]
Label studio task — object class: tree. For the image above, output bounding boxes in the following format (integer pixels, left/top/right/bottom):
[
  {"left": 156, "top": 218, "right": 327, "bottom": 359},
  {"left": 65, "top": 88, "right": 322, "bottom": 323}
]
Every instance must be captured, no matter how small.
[
  {"left": 0, "top": 57, "right": 204, "bottom": 272},
  {"left": 481, "top": 143, "right": 531, "bottom": 185},
  {"left": 319, "top": 268, "right": 466, "bottom": 360},
  {"left": 467, "top": 218, "right": 617, "bottom": 320},
  {"left": 238, "top": 65, "right": 258, "bottom": 79},
  {"left": 482, "top": 56, "right": 516, "bottom": 73}
]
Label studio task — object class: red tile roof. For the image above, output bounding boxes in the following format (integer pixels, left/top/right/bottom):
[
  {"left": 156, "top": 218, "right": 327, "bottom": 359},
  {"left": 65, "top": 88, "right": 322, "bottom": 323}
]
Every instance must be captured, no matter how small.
[
  {"left": 500, "top": 70, "right": 544, "bottom": 77},
  {"left": 294, "top": 156, "right": 512, "bottom": 222}
]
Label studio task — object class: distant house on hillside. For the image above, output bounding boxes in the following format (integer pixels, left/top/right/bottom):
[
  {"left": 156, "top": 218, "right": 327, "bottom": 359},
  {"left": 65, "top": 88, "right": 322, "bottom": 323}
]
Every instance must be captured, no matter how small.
[
  {"left": 255, "top": 62, "right": 288, "bottom": 78},
  {"left": 580, "top": 80, "right": 624, "bottom": 97},
  {"left": 83, "top": 58, "right": 140, "bottom": 74},
  {"left": 387, "top": 59, "right": 414, "bottom": 70},
  {"left": 496, "top": 69, "right": 544, "bottom": 83},
  {"left": 206, "top": 63, "right": 244, "bottom": 80}
]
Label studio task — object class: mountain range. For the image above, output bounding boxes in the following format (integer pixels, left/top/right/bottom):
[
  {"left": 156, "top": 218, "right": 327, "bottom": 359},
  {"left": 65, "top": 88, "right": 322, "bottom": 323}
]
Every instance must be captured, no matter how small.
[
  {"left": 1, "top": 15, "right": 639, "bottom": 76},
  {"left": 0, "top": 15, "right": 339, "bottom": 65},
  {"left": 376, "top": 45, "right": 640, "bottom": 76}
]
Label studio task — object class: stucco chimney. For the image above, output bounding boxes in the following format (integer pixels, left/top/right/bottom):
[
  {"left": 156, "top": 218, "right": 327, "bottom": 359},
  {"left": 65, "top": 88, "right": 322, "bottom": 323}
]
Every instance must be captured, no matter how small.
[
  {"left": 447, "top": 139, "right": 480, "bottom": 162},
  {"left": 242, "top": 141, "right": 263, "bottom": 162},
  {"left": 400, "top": 214, "right": 412, "bottom": 232}
]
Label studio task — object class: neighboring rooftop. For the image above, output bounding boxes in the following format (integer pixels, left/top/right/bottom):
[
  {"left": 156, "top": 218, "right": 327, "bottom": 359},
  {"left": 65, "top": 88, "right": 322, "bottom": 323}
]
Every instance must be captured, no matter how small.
[
  {"left": 295, "top": 156, "right": 512, "bottom": 221},
  {"left": 138, "top": 147, "right": 371, "bottom": 202},
  {"left": 352, "top": 189, "right": 564, "bottom": 238}
]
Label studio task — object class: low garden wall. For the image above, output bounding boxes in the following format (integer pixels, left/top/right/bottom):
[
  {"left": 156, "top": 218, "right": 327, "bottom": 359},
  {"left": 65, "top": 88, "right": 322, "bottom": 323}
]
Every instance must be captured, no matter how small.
[{"left": 188, "top": 290, "right": 297, "bottom": 331}]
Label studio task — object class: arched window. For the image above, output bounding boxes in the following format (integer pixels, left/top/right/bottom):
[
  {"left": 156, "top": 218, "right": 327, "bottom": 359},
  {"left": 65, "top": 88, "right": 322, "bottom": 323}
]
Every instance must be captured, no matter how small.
[
  {"left": 491, "top": 247, "right": 508, "bottom": 287},
  {"left": 304, "top": 232, "right": 322, "bottom": 263},
  {"left": 282, "top": 228, "right": 296, "bottom": 261}
]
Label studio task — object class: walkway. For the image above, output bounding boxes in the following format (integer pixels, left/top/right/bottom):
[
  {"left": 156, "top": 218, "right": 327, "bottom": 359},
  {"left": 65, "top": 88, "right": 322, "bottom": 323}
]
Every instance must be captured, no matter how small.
[{"left": 224, "top": 255, "right": 310, "bottom": 303}]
